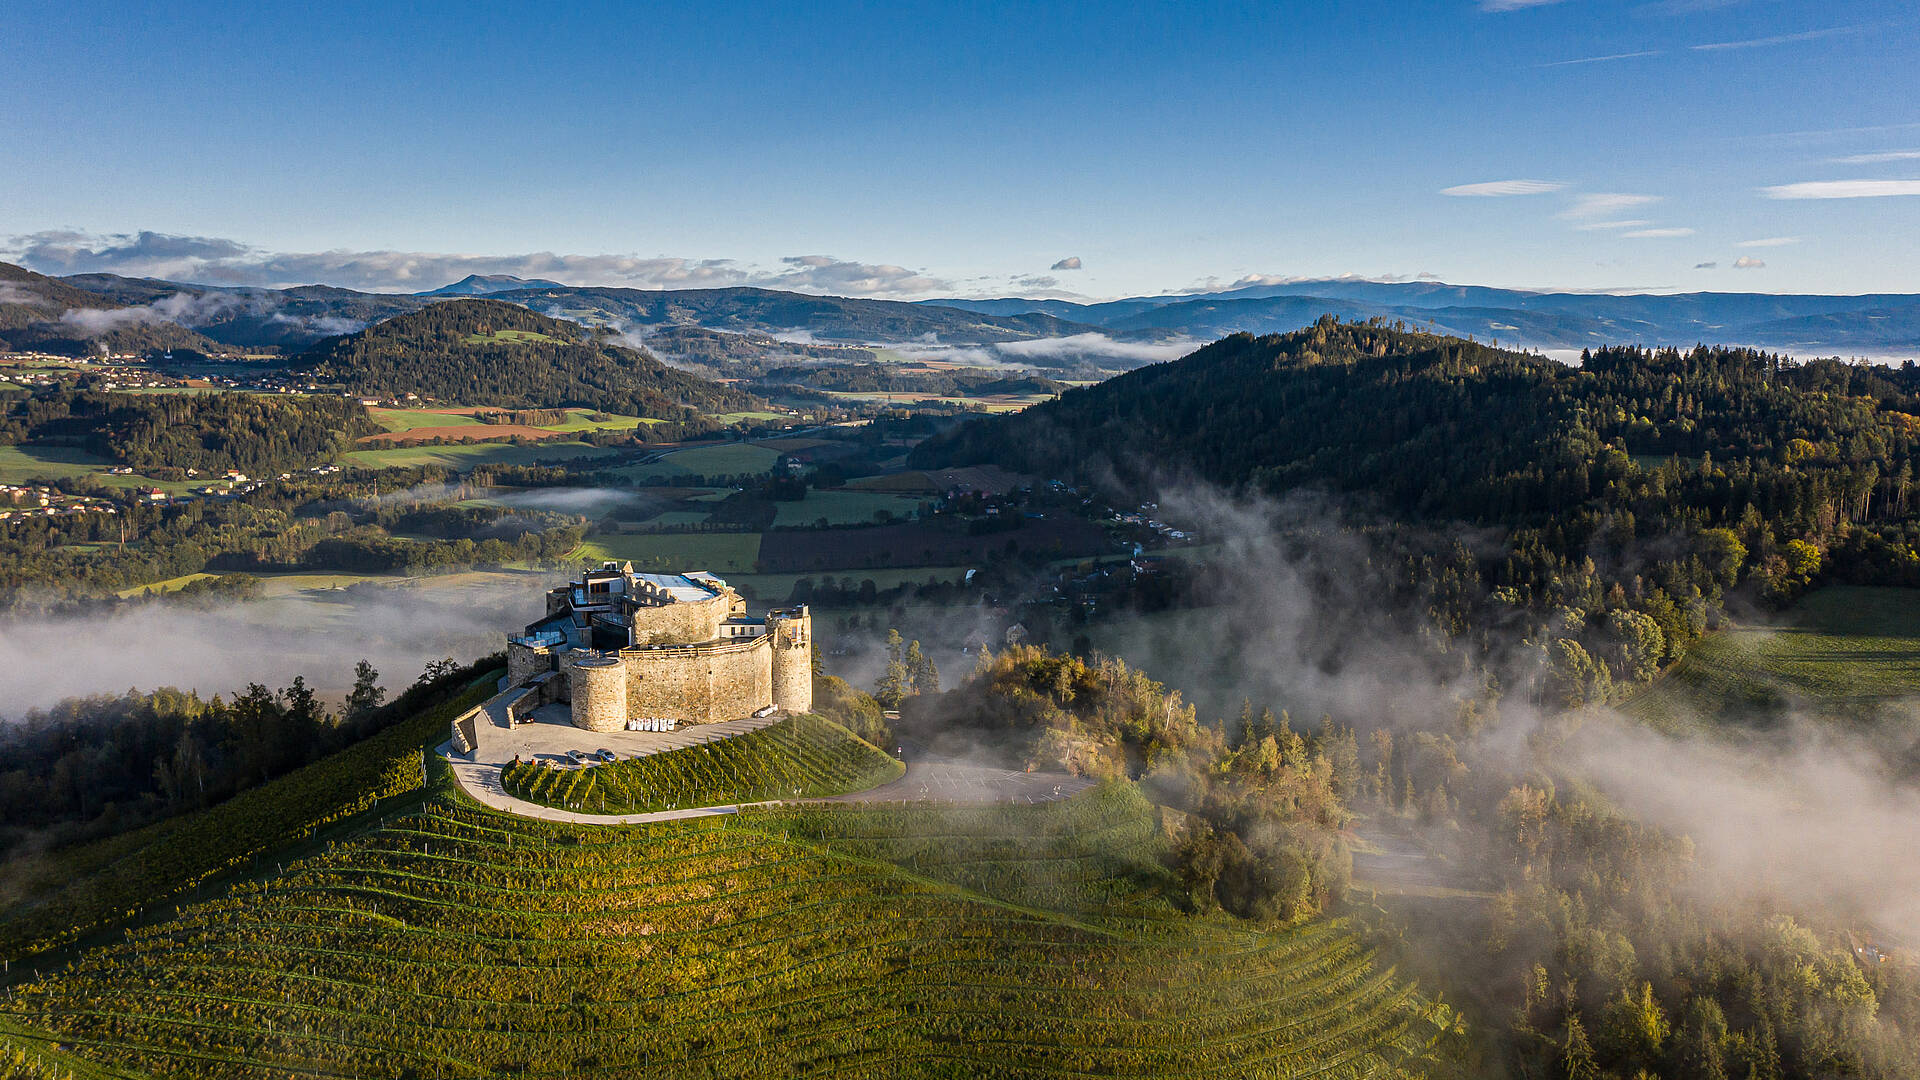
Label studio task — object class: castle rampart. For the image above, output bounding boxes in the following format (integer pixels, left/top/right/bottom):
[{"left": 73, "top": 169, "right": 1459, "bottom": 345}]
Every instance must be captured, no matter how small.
[{"left": 508, "top": 565, "right": 811, "bottom": 730}]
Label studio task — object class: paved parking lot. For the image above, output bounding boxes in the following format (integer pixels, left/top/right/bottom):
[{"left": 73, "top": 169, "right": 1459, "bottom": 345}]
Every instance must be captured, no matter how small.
[{"left": 477, "top": 702, "right": 783, "bottom": 769}]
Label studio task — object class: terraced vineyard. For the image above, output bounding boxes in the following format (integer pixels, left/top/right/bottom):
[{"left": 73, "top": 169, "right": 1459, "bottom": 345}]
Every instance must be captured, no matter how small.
[
  {"left": 500, "top": 714, "right": 905, "bottom": 813},
  {"left": 0, "top": 779, "right": 1453, "bottom": 1079}
]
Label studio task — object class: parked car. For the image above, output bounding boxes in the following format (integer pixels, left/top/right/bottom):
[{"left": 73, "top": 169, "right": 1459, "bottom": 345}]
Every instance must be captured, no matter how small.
[
  {"left": 565, "top": 749, "right": 590, "bottom": 765},
  {"left": 597, "top": 748, "right": 617, "bottom": 762}
]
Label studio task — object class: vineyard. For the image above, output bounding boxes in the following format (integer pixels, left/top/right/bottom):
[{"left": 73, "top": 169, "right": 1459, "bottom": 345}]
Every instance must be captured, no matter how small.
[
  {"left": 0, "top": 673, "right": 501, "bottom": 965},
  {"left": 0, "top": 777, "right": 1455, "bottom": 1079},
  {"left": 499, "top": 713, "right": 905, "bottom": 813}
]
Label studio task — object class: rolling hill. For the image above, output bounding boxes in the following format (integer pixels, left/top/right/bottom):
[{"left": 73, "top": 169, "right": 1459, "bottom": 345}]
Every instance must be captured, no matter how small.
[
  {"left": 295, "top": 298, "right": 758, "bottom": 417},
  {"left": 0, "top": 262, "right": 230, "bottom": 356},
  {"left": 0, "top": 773, "right": 1448, "bottom": 1079}
]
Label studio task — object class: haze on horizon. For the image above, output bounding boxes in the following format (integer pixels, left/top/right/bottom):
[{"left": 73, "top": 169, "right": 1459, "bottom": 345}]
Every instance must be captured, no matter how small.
[{"left": 3, "top": 0, "right": 1916, "bottom": 300}]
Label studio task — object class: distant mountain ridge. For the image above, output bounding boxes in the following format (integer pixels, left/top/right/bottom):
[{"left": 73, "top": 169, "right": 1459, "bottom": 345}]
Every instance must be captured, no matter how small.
[
  {"left": 925, "top": 279, "right": 1920, "bottom": 353},
  {"left": 9, "top": 259, "right": 1920, "bottom": 360},
  {"left": 419, "top": 274, "right": 568, "bottom": 296}
]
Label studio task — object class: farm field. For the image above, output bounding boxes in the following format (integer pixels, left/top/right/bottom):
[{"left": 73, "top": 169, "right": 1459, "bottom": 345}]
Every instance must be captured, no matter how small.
[
  {"left": 574, "top": 530, "right": 763, "bottom": 574},
  {"left": 342, "top": 440, "right": 626, "bottom": 470},
  {"left": 0, "top": 445, "right": 199, "bottom": 493},
  {"left": 615, "top": 441, "right": 783, "bottom": 481},
  {"left": 113, "top": 572, "right": 217, "bottom": 598},
  {"left": 1621, "top": 585, "right": 1920, "bottom": 730},
  {"left": 503, "top": 714, "right": 903, "bottom": 814},
  {"left": 770, "top": 488, "right": 925, "bottom": 527},
  {"left": 0, "top": 776, "right": 1447, "bottom": 1079}
]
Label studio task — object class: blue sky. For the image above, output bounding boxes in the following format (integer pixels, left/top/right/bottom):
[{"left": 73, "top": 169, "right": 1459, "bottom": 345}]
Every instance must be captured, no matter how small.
[{"left": 3, "top": 0, "right": 1916, "bottom": 298}]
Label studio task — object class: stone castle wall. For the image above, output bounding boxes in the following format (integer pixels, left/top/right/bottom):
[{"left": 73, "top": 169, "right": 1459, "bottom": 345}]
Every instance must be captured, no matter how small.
[
  {"left": 622, "top": 637, "right": 772, "bottom": 723},
  {"left": 568, "top": 655, "right": 628, "bottom": 732},
  {"left": 507, "top": 640, "right": 554, "bottom": 688},
  {"left": 629, "top": 592, "right": 732, "bottom": 646},
  {"left": 768, "top": 609, "right": 813, "bottom": 714}
]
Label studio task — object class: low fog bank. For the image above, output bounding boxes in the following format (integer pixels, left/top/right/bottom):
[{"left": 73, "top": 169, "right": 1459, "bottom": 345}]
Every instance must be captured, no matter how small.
[
  {"left": 0, "top": 570, "right": 563, "bottom": 718},
  {"left": 1125, "top": 487, "right": 1920, "bottom": 941}
]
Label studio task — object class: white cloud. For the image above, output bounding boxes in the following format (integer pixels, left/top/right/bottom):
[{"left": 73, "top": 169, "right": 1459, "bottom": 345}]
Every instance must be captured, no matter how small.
[
  {"left": 1829, "top": 149, "right": 1920, "bottom": 165},
  {"left": 1560, "top": 192, "right": 1660, "bottom": 218},
  {"left": 1622, "top": 227, "right": 1696, "bottom": 238},
  {"left": 2, "top": 230, "right": 957, "bottom": 299},
  {"left": 1574, "top": 219, "right": 1654, "bottom": 231},
  {"left": 1761, "top": 179, "right": 1920, "bottom": 199},
  {"left": 1050, "top": 256, "right": 1083, "bottom": 271},
  {"left": 1733, "top": 256, "right": 1767, "bottom": 268},
  {"left": 1440, "top": 179, "right": 1567, "bottom": 196},
  {"left": 1479, "top": 0, "right": 1567, "bottom": 10},
  {"left": 1736, "top": 236, "right": 1800, "bottom": 247}
]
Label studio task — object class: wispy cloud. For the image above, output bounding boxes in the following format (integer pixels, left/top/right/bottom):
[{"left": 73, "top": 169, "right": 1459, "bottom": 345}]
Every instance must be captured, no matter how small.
[
  {"left": 1736, "top": 236, "right": 1800, "bottom": 247},
  {"left": 1, "top": 230, "right": 957, "bottom": 298},
  {"left": 1050, "top": 256, "right": 1083, "bottom": 271},
  {"left": 1440, "top": 179, "right": 1567, "bottom": 196},
  {"left": 1761, "top": 179, "right": 1920, "bottom": 199},
  {"left": 1691, "top": 23, "right": 1868, "bottom": 50},
  {"left": 1561, "top": 192, "right": 1661, "bottom": 218},
  {"left": 1574, "top": 219, "right": 1654, "bottom": 231},
  {"left": 1537, "top": 50, "right": 1663, "bottom": 67},
  {"left": 1733, "top": 256, "right": 1767, "bottom": 268},
  {"left": 1829, "top": 149, "right": 1920, "bottom": 165},
  {"left": 1479, "top": 0, "right": 1568, "bottom": 9},
  {"left": 1622, "top": 227, "right": 1696, "bottom": 238}
]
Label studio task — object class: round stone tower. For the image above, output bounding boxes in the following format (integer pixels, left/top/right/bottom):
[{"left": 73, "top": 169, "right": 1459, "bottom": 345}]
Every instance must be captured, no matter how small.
[
  {"left": 569, "top": 655, "right": 628, "bottom": 732},
  {"left": 768, "top": 606, "right": 813, "bottom": 714}
]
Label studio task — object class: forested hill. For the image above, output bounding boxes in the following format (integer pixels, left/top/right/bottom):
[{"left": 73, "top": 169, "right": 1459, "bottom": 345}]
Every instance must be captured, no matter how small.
[
  {"left": 296, "top": 298, "right": 757, "bottom": 417},
  {"left": 920, "top": 317, "right": 1920, "bottom": 600},
  {"left": 0, "top": 261, "right": 227, "bottom": 356}
]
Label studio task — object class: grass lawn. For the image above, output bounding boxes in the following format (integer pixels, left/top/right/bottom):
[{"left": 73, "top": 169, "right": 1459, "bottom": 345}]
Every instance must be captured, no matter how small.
[
  {"left": 770, "top": 489, "right": 925, "bottom": 527},
  {"left": 0, "top": 444, "right": 114, "bottom": 483},
  {"left": 343, "top": 441, "right": 625, "bottom": 470},
  {"left": 1621, "top": 585, "right": 1920, "bottom": 730},
  {"left": 542, "top": 409, "right": 656, "bottom": 433},
  {"left": 574, "top": 531, "right": 763, "bottom": 574},
  {"left": 366, "top": 407, "right": 485, "bottom": 433},
  {"left": 114, "top": 573, "right": 218, "bottom": 598}
]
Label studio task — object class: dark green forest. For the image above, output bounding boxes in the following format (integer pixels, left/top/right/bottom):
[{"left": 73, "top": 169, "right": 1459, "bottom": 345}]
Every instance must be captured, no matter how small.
[
  {"left": 296, "top": 298, "right": 757, "bottom": 417},
  {"left": 0, "top": 389, "right": 377, "bottom": 475}
]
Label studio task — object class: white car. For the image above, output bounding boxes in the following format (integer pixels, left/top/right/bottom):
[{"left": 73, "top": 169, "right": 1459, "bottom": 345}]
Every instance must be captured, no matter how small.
[{"left": 565, "top": 749, "right": 590, "bottom": 765}]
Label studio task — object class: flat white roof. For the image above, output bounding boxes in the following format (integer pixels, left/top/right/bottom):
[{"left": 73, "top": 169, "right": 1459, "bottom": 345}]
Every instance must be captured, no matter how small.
[{"left": 633, "top": 571, "right": 724, "bottom": 603}]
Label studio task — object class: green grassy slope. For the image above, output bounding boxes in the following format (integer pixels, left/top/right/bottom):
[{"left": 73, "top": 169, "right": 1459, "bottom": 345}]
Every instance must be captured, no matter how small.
[
  {"left": 502, "top": 714, "right": 904, "bottom": 813},
  {"left": 1621, "top": 586, "right": 1920, "bottom": 730},
  {"left": 0, "top": 677, "right": 498, "bottom": 964},
  {"left": 2, "top": 778, "right": 1449, "bottom": 1079}
]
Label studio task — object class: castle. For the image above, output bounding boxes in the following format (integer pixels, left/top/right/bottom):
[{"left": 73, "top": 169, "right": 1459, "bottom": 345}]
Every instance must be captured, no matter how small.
[{"left": 504, "top": 563, "right": 812, "bottom": 731}]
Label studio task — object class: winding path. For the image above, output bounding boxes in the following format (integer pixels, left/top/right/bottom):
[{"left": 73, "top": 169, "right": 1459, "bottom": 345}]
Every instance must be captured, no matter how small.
[{"left": 442, "top": 698, "right": 1090, "bottom": 826}]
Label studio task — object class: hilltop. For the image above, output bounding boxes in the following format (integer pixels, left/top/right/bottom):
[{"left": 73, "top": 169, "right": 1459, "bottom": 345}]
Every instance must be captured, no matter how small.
[
  {"left": 419, "top": 272, "right": 567, "bottom": 296},
  {"left": 296, "top": 298, "right": 758, "bottom": 417}
]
